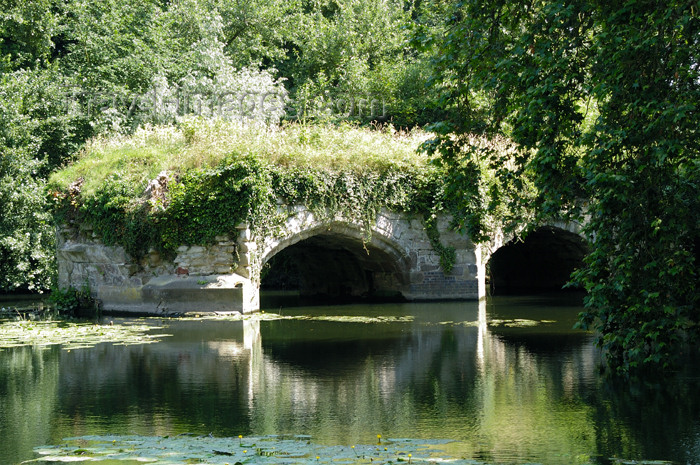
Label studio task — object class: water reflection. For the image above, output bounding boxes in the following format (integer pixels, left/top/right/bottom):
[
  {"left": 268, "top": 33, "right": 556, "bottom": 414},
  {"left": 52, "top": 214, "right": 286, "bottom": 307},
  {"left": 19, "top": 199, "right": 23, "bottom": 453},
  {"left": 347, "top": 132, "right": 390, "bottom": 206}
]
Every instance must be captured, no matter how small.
[
  {"left": 0, "top": 345, "right": 60, "bottom": 464},
  {"left": 1, "top": 297, "right": 700, "bottom": 465}
]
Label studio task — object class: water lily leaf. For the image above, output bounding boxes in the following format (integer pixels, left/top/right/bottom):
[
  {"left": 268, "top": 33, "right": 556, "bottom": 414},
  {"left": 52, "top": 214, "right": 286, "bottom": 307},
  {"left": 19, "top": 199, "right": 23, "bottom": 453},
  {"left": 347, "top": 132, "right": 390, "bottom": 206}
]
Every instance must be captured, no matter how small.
[
  {"left": 28, "top": 456, "right": 95, "bottom": 462},
  {"left": 31, "top": 435, "right": 475, "bottom": 465}
]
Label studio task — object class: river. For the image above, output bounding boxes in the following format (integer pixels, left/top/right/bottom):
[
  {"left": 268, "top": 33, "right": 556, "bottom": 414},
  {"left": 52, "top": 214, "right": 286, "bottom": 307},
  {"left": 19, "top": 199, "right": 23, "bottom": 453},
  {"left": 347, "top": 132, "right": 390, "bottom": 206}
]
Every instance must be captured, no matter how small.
[{"left": 1, "top": 294, "right": 699, "bottom": 464}]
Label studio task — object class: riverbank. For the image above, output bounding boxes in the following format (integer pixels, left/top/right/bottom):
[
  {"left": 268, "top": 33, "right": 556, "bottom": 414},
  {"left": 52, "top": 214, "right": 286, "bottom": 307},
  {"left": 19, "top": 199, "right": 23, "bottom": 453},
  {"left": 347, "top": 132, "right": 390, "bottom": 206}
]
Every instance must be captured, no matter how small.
[{"left": 0, "top": 294, "right": 47, "bottom": 319}]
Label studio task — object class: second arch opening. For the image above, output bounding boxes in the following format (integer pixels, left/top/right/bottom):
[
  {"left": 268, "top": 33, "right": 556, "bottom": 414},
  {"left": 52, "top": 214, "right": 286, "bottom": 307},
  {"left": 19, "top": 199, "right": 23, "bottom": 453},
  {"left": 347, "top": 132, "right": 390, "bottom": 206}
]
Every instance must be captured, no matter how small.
[{"left": 487, "top": 226, "right": 589, "bottom": 296}]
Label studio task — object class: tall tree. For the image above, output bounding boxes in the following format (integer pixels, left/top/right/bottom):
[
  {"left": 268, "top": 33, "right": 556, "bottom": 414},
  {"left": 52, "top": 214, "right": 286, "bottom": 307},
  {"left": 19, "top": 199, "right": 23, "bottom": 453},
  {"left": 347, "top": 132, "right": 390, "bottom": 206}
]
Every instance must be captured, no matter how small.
[
  {"left": 0, "top": 70, "right": 64, "bottom": 291},
  {"left": 424, "top": 0, "right": 699, "bottom": 373}
]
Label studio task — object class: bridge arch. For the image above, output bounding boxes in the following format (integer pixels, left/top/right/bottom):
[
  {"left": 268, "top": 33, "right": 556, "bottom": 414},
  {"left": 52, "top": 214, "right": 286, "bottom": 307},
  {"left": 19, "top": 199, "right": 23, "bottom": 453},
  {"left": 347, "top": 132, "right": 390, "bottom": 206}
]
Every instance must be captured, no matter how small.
[
  {"left": 485, "top": 224, "right": 589, "bottom": 295},
  {"left": 259, "top": 220, "right": 411, "bottom": 301}
]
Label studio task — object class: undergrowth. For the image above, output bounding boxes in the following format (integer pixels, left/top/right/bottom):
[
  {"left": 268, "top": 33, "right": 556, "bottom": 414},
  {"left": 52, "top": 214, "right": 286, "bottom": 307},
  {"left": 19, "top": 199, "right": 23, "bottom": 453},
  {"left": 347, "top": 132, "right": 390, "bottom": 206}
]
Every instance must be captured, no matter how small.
[{"left": 50, "top": 120, "right": 432, "bottom": 196}]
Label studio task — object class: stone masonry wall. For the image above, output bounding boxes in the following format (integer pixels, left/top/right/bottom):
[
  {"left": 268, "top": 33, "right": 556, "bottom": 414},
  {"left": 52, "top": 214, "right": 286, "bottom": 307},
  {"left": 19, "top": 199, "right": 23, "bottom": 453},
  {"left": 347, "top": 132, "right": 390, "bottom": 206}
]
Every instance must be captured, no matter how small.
[
  {"left": 258, "top": 208, "right": 484, "bottom": 301},
  {"left": 57, "top": 208, "right": 484, "bottom": 314},
  {"left": 58, "top": 225, "right": 240, "bottom": 288},
  {"left": 371, "top": 210, "right": 482, "bottom": 300},
  {"left": 57, "top": 224, "right": 248, "bottom": 314}
]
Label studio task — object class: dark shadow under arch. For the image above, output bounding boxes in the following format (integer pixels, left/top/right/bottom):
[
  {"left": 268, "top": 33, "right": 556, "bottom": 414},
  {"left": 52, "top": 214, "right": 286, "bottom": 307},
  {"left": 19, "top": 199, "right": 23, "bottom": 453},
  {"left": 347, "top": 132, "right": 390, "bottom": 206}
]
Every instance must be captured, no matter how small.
[
  {"left": 261, "top": 231, "right": 409, "bottom": 306},
  {"left": 487, "top": 226, "right": 589, "bottom": 296}
]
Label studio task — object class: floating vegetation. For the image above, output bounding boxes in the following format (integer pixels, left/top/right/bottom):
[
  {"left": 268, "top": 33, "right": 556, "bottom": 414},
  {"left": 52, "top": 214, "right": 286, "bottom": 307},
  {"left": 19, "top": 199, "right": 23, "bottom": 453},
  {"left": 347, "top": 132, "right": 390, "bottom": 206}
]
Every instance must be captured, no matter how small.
[
  {"left": 180, "top": 312, "right": 417, "bottom": 325},
  {"left": 297, "top": 315, "right": 415, "bottom": 324},
  {"left": 23, "top": 435, "right": 671, "bottom": 465},
  {"left": 0, "top": 309, "right": 563, "bottom": 353},
  {"left": 24, "top": 434, "right": 484, "bottom": 464},
  {"left": 487, "top": 318, "right": 557, "bottom": 328},
  {"left": 437, "top": 321, "right": 480, "bottom": 327},
  {"left": 0, "top": 320, "right": 170, "bottom": 350},
  {"left": 180, "top": 312, "right": 564, "bottom": 329},
  {"left": 610, "top": 460, "right": 673, "bottom": 465}
]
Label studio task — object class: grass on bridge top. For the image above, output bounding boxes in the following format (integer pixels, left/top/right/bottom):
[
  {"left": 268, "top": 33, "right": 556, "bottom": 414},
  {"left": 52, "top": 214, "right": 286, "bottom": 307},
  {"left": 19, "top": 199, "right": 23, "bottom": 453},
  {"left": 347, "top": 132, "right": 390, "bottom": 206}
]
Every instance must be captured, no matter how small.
[{"left": 49, "top": 120, "right": 434, "bottom": 196}]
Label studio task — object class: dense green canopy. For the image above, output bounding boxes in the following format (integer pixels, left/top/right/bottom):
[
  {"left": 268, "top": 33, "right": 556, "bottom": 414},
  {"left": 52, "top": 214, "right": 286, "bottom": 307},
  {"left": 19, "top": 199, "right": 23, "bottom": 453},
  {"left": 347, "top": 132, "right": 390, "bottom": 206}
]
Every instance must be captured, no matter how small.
[{"left": 422, "top": 0, "right": 699, "bottom": 373}]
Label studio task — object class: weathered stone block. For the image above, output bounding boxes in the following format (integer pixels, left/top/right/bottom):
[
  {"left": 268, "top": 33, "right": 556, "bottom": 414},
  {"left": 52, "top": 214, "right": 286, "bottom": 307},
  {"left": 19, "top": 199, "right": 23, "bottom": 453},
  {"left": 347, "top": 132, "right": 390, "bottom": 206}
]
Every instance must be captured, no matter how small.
[
  {"left": 448, "top": 266, "right": 463, "bottom": 277},
  {"left": 239, "top": 228, "right": 252, "bottom": 241},
  {"left": 409, "top": 219, "right": 423, "bottom": 230},
  {"left": 182, "top": 253, "right": 204, "bottom": 263},
  {"left": 189, "top": 257, "right": 209, "bottom": 267}
]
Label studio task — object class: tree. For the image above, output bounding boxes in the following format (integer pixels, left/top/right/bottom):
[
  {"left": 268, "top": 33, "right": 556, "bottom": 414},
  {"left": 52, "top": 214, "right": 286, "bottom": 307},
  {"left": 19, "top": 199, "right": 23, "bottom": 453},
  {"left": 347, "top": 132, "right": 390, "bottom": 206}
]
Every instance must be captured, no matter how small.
[
  {"left": 274, "top": 0, "right": 445, "bottom": 126},
  {"left": 0, "top": 71, "right": 59, "bottom": 291},
  {"left": 424, "top": 0, "right": 699, "bottom": 373}
]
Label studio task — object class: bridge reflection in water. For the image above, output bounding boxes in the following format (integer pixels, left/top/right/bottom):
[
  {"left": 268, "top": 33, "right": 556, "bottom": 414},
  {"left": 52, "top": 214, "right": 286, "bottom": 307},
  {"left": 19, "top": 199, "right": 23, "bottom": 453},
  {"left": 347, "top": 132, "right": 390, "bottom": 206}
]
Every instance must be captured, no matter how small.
[{"left": 2, "top": 297, "right": 699, "bottom": 465}]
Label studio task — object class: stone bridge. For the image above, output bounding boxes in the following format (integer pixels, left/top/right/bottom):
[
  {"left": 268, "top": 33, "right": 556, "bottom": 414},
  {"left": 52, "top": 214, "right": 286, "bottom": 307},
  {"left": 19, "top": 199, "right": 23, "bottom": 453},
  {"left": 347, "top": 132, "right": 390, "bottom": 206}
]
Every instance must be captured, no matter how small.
[{"left": 57, "top": 205, "right": 586, "bottom": 314}]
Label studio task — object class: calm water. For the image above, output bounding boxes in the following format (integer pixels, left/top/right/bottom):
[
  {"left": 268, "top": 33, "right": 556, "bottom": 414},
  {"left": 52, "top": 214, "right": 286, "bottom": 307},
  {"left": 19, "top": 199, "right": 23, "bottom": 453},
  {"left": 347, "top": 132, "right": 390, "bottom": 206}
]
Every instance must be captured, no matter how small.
[{"left": 1, "top": 295, "right": 700, "bottom": 464}]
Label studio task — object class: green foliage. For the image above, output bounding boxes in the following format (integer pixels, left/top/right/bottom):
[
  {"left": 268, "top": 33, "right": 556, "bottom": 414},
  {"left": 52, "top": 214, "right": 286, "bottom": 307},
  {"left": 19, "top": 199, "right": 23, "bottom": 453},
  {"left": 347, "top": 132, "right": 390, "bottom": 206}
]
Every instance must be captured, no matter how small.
[
  {"left": 57, "top": 0, "right": 289, "bottom": 131},
  {"left": 160, "top": 155, "right": 275, "bottom": 252},
  {"left": 423, "top": 215, "right": 456, "bottom": 274},
  {"left": 0, "top": 68, "right": 93, "bottom": 174},
  {"left": 60, "top": 0, "right": 163, "bottom": 93},
  {"left": 0, "top": 150, "right": 54, "bottom": 291},
  {"left": 47, "top": 286, "right": 81, "bottom": 315},
  {"left": 425, "top": 0, "right": 699, "bottom": 374},
  {"left": 77, "top": 174, "right": 158, "bottom": 259},
  {"left": 273, "top": 0, "right": 445, "bottom": 126},
  {"left": 48, "top": 283, "right": 97, "bottom": 317},
  {"left": 423, "top": 135, "right": 537, "bottom": 244},
  {"left": 271, "top": 162, "right": 437, "bottom": 230},
  {"left": 0, "top": 0, "right": 58, "bottom": 70},
  {"left": 48, "top": 0, "right": 442, "bottom": 129},
  {"left": 211, "top": 0, "right": 301, "bottom": 68}
]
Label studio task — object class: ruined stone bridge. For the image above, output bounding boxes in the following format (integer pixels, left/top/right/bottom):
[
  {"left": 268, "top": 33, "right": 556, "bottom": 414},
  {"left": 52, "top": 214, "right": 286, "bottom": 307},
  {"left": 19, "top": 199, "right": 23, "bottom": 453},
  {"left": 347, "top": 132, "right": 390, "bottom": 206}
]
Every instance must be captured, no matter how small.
[{"left": 57, "top": 205, "right": 587, "bottom": 314}]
